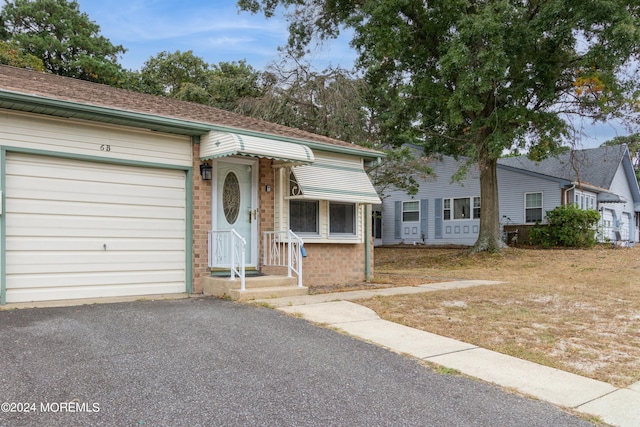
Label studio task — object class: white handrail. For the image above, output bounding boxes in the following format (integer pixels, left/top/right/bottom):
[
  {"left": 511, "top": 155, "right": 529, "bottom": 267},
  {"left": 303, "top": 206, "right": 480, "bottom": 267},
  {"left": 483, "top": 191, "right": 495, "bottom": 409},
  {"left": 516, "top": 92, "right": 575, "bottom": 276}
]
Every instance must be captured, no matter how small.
[
  {"left": 208, "top": 229, "right": 246, "bottom": 291},
  {"left": 230, "top": 229, "right": 246, "bottom": 291},
  {"left": 288, "top": 230, "right": 303, "bottom": 288},
  {"left": 263, "top": 230, "right": 304, "bottom": 287}
]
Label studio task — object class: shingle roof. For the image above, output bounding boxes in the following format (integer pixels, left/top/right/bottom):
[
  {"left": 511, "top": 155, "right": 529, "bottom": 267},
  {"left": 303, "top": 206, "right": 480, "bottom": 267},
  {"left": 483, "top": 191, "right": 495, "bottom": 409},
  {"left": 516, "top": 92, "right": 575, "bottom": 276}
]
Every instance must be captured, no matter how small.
[
  {"left": 498, "top": 144, "right": 628, "bottom": 189},
  {"left": 0, "top": 65, "right": 380, "bottom": 157}
]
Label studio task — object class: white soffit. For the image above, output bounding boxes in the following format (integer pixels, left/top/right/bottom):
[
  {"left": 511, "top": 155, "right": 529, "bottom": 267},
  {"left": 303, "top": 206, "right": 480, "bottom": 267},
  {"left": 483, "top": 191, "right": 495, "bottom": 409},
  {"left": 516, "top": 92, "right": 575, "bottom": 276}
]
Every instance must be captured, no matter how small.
[
  {"left": 290, "top": 157, "right": 382, "bottom": 204},
  {"left": 200, "top": 131, "right": 314, "bottom": 164}
]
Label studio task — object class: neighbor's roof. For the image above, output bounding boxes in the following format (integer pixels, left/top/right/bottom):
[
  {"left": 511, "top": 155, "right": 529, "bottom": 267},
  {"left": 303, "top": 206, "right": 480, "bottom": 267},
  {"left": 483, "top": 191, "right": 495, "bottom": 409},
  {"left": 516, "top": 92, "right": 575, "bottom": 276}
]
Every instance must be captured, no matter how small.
[
  {"left": 498, "top": 144, "right": 629, "bottom": 189},
  {"left": 0, "top": 65, "right": 382, "bottom": 160}
]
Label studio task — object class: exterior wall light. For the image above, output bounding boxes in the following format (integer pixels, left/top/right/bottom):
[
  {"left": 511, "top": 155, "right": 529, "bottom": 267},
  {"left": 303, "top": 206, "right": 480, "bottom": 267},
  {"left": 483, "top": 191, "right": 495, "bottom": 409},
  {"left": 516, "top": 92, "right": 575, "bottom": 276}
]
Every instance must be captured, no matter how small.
[{"left": 200, "top": 162, "right": 213, "bottom": 181}]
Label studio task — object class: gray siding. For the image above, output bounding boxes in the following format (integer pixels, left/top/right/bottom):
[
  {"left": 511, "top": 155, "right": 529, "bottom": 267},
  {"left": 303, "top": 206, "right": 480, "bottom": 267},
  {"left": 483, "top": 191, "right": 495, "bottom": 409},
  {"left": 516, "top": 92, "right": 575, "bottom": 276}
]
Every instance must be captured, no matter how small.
[
  {"left": 497, "top": 168, "right": 563, "bottom": 225},
  {"left": 602, "top": 163, "right": 638, "bottom": 241},
  {"left": 381, "top": 150, "right": 640, "bottom": 246},
  {"left": 381, "top": 157, "right": 481, "bottom": 246},
  {"left": 382, "top": 156, "right": 563, "bottom": 246}
]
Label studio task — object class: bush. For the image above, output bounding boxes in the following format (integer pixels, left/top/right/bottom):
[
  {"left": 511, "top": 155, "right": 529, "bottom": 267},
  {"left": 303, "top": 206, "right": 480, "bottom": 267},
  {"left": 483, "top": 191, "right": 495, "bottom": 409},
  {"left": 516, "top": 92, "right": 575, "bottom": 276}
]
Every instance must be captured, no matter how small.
[{"left": 530, "top": 204, "right": 600, "bottom": 248}]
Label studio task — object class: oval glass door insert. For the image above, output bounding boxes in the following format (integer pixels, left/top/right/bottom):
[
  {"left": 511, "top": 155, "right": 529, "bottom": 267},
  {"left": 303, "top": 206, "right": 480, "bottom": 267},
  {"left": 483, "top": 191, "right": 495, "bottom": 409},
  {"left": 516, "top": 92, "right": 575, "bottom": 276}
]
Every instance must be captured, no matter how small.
[{"left": 223, "top": 171, "right": 240, "bottom": 224}]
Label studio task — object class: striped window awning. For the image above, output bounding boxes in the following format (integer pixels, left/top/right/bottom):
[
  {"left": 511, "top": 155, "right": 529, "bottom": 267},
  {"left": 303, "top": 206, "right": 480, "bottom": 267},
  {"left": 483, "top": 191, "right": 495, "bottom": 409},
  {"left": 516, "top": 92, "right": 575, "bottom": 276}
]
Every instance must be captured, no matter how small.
[
  {"left": 290, "top": 157, "right": 381, "bottom": 204},
  {"left": 200, "top": 131, "right": 314, "bottom": 164}
]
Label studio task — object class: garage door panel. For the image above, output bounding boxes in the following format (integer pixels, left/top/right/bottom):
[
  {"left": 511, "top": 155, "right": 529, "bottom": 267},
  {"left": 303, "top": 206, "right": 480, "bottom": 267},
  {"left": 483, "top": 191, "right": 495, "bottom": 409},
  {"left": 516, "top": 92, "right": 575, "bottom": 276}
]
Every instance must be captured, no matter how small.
[
  {"left": 6, "top": 283, "right": 186, "bottom": 303},
  {"left": 8, "top": 148, "right": 188, "bottom": 184},
  {"left": 9, "top": 215, "right": 185, "bottom": 238},
  {"left": 9, "top": 180, "right": 185, "bottom": 208},
  {"left": 9, "top": 199, "right": 185, "bottom": 219},
  {"left": 8, "top": 251, "right": 184, "bottom": 270},
  {"left": 7, "top": 270, "right": 185, "bottom": 289},
  {"left": 5, "top": 153, "right": 188, "bottom": 303},
  {"left": 10, "top": 166, "right": 186, "bottom": 191},
  {"left": 6, "top": 237, "right": 186, "bottom": 252}
]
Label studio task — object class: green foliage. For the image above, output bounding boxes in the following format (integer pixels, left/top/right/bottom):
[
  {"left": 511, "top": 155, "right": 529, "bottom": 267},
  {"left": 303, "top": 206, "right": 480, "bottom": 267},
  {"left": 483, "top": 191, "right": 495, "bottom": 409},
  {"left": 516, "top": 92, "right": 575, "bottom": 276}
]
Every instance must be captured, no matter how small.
[
  {"left": 132, "top": 50, "right": 211, "bottom": 97},
  {"left": 239, "top": 60, "right": 368, "bottom": 140},
  {"left": 239, "top": 0, "right": 640, "bottom": 252},
  {"left": 209, "top": 60, "right": 265, "bottom": 111},
  {"left": 0, "top": 40, "right": 44, "bottom": 70},
  {"left": 0, "top": 0, "right": 126, "bottom": 84},
  {"left": 530, "top": 204, "right": 600, "bottom": 248},
  {"left": 128, "top": 52, "right": 265, "bottom": 110},
  {"left": 365, "top": 145, "right": 433, "bottom": 198}
]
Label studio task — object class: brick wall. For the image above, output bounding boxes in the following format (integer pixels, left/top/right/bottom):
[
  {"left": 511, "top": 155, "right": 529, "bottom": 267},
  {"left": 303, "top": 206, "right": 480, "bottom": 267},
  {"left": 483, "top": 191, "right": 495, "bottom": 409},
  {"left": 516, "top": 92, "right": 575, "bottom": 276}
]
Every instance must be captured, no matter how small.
[
  {"left": 191, "top": 153, "right": 373, "bottom": 292},
  {"left": 301, "top": 243, "right": 367, "bottom": 286},
  {"left": 258, "top": 158, "right": 275, "bottom": 268},
  {"left": 192, "top": 144, "right": 211, "bottom": 294}
]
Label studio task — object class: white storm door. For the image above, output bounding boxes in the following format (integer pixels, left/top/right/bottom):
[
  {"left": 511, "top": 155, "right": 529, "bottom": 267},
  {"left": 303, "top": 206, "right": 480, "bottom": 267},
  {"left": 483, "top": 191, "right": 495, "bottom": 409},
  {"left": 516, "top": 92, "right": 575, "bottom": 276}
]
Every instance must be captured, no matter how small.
[{"left": 214, "top": 159, "right": 257, "bottom": 266}]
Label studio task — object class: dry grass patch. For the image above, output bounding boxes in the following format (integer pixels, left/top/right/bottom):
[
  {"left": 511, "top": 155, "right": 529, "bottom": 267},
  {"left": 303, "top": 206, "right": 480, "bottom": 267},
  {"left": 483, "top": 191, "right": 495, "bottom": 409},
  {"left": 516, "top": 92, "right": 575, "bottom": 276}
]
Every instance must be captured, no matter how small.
[{"left": 359, "top": 245, "right": 640, "bottom": 388}]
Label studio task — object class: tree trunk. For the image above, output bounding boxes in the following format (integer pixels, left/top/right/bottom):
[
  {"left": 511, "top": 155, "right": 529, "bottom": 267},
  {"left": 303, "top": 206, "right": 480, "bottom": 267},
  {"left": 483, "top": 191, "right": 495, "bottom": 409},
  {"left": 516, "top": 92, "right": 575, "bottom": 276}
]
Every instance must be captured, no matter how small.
[{"left": 472, "top": 144, "right": 506, "bottom": 253}]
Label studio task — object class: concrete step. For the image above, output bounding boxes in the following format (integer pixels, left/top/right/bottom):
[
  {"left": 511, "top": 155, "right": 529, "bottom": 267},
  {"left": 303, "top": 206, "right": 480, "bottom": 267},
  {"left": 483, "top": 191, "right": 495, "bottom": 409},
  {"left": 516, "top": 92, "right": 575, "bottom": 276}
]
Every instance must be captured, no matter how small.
[
  {"left": 202, "top": 275, "right": 307, "bottom": 301},
  {"left": 229, "top": 286, "right": 309, "bottom": 301}
]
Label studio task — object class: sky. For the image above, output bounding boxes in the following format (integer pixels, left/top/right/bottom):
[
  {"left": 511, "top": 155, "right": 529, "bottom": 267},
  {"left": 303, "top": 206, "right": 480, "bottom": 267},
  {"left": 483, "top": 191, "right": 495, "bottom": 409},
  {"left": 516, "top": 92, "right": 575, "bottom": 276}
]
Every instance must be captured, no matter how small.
[
  {"left": 75, "top": 0, "right": 629, "bottom": 149},
  {"left": 77, "top": 0, "right": 356, "bottom": 72}
]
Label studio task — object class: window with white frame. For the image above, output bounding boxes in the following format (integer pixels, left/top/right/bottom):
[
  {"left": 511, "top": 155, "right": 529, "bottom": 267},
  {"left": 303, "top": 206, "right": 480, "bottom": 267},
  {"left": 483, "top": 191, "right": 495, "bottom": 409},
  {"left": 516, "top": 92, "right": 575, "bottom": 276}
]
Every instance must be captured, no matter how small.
[
  {"left": 287, "top": 169, "right": 363, "bottom": 239},
  {"left": 402, "top": 201, "right": 420, "bottom": 222},
  {"left": 330, "top": 202, "right": 356, "bottom": 235},
  {"left": 574, "top": 190, "right": 597, "bottom": 210},
  {"left": 525, "top": 192, "right": 543, "bottom": 223},
  {"left": 443, "top": 197, "right": 480, "bottom": 220},
  {"left": 289, "top": 200, "right": 319, "bottom": 234}
]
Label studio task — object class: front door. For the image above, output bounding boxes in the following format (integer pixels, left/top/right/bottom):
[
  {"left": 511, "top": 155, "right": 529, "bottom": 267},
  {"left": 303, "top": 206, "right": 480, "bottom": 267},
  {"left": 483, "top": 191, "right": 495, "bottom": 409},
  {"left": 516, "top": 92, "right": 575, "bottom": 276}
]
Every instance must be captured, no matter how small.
[{"left": 214, "top": 159, "right": 257, "bottom": 266}]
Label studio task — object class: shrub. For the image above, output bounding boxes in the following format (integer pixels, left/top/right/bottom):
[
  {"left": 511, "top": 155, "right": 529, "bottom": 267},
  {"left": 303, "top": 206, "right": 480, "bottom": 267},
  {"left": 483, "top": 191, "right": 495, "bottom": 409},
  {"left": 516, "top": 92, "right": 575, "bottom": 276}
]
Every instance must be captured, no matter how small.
[{"left": 530, "top": 204, "right": 600, "bottom": 248}]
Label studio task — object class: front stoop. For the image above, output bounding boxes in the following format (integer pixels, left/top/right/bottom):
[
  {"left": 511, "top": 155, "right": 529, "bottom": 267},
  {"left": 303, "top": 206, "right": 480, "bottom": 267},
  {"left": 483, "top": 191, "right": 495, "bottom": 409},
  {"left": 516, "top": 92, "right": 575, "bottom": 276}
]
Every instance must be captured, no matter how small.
[{"left": 202, "top": 275, "right": 308, "bottom": 301}]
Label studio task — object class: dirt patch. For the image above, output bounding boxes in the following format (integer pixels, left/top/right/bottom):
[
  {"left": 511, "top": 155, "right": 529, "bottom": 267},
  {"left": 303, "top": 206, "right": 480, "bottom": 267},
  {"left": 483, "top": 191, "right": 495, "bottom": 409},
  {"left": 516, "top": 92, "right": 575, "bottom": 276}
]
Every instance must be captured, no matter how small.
[{"left": 356, "top": 245, "right": 640, "bottom": 388}]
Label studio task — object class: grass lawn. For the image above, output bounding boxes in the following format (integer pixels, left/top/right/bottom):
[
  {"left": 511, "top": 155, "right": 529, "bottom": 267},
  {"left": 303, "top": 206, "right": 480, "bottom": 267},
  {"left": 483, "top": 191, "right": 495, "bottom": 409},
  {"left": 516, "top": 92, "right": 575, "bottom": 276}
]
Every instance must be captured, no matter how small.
[{"left": 357, "top": 245, "right": 640, "bottom": 388}]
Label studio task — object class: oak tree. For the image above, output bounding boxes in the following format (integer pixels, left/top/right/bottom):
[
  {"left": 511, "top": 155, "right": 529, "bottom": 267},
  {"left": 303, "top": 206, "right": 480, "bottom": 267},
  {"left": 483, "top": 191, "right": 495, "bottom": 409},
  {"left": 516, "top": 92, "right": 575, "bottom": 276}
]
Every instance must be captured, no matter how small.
[
  {"left": 0, "top": 0, "right": 125, "bottom": 84},
  {"left": 239, "top": 0, "right": 640, "bottom": 252}
]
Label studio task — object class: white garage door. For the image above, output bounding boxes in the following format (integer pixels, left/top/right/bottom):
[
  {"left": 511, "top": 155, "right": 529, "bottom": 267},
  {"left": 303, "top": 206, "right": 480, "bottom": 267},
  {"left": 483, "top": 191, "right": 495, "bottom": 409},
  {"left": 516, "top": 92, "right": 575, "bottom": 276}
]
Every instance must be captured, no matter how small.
[
  {"left": 5, "top": 153, "right": 187, "bottom": 303},
  {"left": 601, "top": 209, "right": 614, "bottom": 241}
]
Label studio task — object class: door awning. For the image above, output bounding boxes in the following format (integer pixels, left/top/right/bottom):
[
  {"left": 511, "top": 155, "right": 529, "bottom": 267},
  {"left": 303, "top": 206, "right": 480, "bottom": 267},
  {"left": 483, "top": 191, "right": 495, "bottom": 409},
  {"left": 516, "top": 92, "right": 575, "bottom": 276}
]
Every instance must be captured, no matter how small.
[
  {"left": 200, "top": 131, "right": 314, "bottom": 164},
  {"left": 290, "top": 158, "right": 381, "bottom": 204},
  {"left": 597, "top": 192, "right": 627, "bottom": 203}
]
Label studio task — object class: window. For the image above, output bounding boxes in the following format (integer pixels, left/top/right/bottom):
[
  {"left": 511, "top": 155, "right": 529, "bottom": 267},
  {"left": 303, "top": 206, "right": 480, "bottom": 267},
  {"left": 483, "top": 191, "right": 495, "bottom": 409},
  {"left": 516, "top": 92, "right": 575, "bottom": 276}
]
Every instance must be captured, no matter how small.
[
  {"left": 454, "top": 198, "right": 470, "bottom": 219},
  {"left": 289, "top": 200, "right": 319, "bottom": 234},
  {"left": 443, "top": 197, "right": 480, "bottom": 220},
  {"left": 330, "top": 202, "right": 356, "bottom": 235},
  {"left": 402, "top": 201, "right": 420, "bottom": 222},
  {"left": 473, "top": 197, "right": 481, "bottom": 219},
  {"left": 525, "top": 192, "right": 543, "bottom": 223},
  {"left": 283, "top": 168, "right": 364, "bottom": 242},
  {"left": 372, "top": 210, "right": 382, "bottom": 239}
]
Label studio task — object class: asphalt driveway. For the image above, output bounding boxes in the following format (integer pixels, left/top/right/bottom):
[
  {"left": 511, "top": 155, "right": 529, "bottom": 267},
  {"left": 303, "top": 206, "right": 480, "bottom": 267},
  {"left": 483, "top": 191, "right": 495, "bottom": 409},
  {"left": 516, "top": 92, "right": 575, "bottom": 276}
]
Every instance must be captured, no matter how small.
[{"left": 0, "top": 298, "right": 593, "bottom": 426}]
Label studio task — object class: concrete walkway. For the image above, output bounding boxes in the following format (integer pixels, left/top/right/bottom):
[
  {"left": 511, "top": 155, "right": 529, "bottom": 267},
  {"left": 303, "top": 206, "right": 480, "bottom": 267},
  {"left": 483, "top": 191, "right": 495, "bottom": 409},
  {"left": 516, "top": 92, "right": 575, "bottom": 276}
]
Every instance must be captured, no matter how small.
[{"left": 255, "top": 280, "right": 640, "bottom": 427}]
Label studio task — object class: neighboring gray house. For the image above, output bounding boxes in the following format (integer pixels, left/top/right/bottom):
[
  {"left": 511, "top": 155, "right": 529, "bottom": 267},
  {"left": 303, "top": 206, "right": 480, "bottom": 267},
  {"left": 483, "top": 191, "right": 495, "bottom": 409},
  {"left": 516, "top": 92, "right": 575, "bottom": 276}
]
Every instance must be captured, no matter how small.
[{"left": 379, "top": 144, "right": 640, "bottom": 246}]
